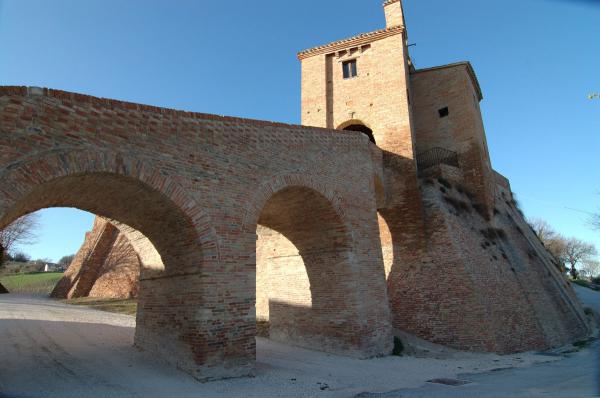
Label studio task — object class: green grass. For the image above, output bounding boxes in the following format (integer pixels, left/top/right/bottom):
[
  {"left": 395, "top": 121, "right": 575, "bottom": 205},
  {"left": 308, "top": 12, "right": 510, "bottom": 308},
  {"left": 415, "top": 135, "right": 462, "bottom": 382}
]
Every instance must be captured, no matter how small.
[
  {"left": 0, "top": 272, "right": 63, "bottom": 295},
  {"left": 63, "top": 297, "right": 137, "bottom": 316}
]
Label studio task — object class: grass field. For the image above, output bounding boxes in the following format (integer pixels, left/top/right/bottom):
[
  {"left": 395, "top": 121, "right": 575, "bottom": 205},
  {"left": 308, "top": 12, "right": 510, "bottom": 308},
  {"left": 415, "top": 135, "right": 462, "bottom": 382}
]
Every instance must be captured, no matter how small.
[
  {"left": 63, "top": 297, "right": 137, "bottom": 315},
  {"left": 0, "top": 272, "right": 63, "bottom": 295}
]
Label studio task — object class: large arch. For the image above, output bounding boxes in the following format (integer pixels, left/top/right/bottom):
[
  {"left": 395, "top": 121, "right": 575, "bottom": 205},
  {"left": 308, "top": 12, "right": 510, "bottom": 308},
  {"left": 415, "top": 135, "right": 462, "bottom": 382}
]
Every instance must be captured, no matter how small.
[{"left": 0, "top": 150, "right": 229, "bottom": 379}]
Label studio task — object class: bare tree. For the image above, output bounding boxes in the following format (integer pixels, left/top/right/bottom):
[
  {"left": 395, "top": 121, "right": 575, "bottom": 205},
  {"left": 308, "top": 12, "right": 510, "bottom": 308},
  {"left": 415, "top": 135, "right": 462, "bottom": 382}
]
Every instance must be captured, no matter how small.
[
  {"left": 58, "top": 254, "right": 75, "bottom": 270},
  {"left": 529, "top": 218, "right": 568, "bottom": 270},
  {"left": 564, "top": 238, "right": 597, "bottom": 279},
  {"left": 0, "top": 213, "right": 40, "bottom": 264},
  {"left": 12, "top": 251, "right": 31, "bottom": 263},
  {"left": 580, "top": 259, "right": 600, "bottom": 279},
  {"left": 530, "top": 218, "right": 558, "bottom": 243}
]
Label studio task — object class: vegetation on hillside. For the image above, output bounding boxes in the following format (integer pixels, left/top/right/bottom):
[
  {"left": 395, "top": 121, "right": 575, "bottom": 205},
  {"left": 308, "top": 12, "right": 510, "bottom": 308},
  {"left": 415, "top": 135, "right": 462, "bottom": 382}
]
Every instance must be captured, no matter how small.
[
  {"left": 0, "top": 272, "right": 63, "bottom": 295},
  {"left": 529, "top": 218, "right": 598, "bottom": 279}
]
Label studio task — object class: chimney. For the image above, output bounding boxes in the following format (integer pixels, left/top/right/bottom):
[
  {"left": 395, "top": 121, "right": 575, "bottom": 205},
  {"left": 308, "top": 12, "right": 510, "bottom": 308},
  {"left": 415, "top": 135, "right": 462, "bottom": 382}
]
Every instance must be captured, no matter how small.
[{"left": 383, "top": 0, "right": 405, "bottom": 28}]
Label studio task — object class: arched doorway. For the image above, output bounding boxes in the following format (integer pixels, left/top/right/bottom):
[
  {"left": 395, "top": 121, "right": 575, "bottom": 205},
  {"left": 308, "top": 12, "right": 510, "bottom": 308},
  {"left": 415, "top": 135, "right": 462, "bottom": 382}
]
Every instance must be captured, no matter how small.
[{"left": 340, "top": 122, "right": 376, "bottom": 144}]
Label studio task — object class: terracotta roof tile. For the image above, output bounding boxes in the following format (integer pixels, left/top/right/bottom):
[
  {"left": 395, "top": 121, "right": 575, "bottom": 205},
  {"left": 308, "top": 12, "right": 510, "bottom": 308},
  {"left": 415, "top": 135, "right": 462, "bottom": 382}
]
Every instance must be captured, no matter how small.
[{"left": 297, "top": 25, "right": 404, "bottom": 60}]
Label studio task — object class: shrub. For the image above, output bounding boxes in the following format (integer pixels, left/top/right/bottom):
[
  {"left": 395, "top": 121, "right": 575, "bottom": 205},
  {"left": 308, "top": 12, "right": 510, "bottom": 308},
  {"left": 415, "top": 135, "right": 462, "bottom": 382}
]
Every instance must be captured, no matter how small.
[
  {"left": 480, "top": 228, "right": 507, "bottom": 241},
  {"left": 471, "top": 203, "right": 489, "bottom": 219},
  {"left": 437, "top": 177, "right": 452, "bottom": 189},
  {"left": 443, "top": 196, "right": 471, "bottom": 214},
  {"left": 515, "top": 225, "right": 524, "bottom": 235},
  {"left": 12, "top": 251, "right": 30, "bottom": 262},
  {"left": 392, "top": 336, "right": 404, "bottom": 356},
  {"left": 572, "top": 338, "right": 596, "bottom": 348}
]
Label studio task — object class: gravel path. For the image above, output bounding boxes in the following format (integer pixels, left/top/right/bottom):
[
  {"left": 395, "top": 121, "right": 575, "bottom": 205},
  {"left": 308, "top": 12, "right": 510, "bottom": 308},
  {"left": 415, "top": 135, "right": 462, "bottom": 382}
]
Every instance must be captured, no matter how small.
[
  {"left": 0, "top": 293, "right": 593, "bottom": 398},
  {"left": 359, "top": 284, "right": 600, "bottom": 398}
]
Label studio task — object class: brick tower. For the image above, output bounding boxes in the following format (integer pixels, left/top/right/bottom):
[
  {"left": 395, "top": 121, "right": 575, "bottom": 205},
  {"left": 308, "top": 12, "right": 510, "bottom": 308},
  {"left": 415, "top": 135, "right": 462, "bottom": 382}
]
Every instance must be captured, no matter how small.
[
  {"left": 298, "top": 0, "right": 589, "bottom": 353},
  {"left": 298, "top": 0, "right": 427, "bottom": 333}
]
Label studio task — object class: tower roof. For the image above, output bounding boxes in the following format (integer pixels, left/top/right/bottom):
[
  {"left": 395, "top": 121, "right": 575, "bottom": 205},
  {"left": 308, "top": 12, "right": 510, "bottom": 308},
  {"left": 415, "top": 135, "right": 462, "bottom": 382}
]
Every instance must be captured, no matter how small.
[{"left": 297, "top": 25, "right": 404, "bottom": 60}]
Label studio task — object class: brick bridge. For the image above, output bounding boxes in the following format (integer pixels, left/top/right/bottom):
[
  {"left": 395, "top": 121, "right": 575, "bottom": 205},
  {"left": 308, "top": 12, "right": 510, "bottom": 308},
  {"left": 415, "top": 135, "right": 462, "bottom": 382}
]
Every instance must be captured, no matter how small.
[{"left": 0, "top": 86, "right": 393, "bottom": 380}]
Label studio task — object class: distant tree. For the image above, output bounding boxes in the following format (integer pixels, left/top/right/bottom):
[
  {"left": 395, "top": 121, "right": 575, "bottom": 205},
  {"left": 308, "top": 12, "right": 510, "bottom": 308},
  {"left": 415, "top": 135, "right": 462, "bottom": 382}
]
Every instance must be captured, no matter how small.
[
  {"left": 0, "top": 213, "right": 40, "bottom": 265},
  {"left": 58, "top": 254, "right": 75, "bottom": 270},
  {"left": 564, "top": 238, "right": 597, "bottom": 279},
  {"left": 530, "top": 218, "right": 557, "bottom": 243},
  {"left": 31, "top": 258, "right": 52, "bottom": 272},
  {"left": 529, "top": 218, "right": 568, "bottom": 270},
  {"left": 580, "top": 259, "right": 600, "bottom": 279},
  {"left": 12, "top": 251, "right": 31, "bottom": 263}
]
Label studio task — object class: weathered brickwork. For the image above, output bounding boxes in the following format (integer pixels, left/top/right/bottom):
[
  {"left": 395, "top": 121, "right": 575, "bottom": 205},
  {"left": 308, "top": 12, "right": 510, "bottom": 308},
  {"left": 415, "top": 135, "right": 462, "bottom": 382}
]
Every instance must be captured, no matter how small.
[
  {"left": 0, "top": 0, "right": 591, "bottom": 382},
  {"left": 389, "top": 176, "right": 589, "bottom": 352},
  {"left": 52, "top": 216, "right": 141, "bottom": 299},
  {"left": 411, "top": 63, "right": 495, "bottom": 216},
  {"left": 0, "top": 86, "right": 391, "bottom": 380},
  {"left": 299, "top": 0, "right": 589, "bottom": 356}
]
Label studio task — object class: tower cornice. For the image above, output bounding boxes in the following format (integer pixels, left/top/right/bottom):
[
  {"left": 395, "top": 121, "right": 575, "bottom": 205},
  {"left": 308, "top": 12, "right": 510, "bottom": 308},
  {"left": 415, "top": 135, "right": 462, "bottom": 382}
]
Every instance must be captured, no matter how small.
[{"left": 297, "top": 25, "right": 404, "bottom": 60}]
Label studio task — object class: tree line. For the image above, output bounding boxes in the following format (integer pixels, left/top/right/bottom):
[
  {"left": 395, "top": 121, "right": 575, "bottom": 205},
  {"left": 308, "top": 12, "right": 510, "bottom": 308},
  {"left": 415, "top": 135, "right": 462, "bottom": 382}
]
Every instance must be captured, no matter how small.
[
  {"left": 530, "top": 218, "right": 598, "bottom": 280},
  {"left": 0, "top": 213, "right": 74, "bottom": 271}
]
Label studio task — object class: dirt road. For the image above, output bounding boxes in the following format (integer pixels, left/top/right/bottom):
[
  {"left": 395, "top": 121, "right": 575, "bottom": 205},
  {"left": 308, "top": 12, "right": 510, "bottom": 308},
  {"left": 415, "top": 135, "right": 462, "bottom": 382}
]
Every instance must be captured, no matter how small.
[{"left": 0, "top": 290, "right": 596, "bottom": 398}]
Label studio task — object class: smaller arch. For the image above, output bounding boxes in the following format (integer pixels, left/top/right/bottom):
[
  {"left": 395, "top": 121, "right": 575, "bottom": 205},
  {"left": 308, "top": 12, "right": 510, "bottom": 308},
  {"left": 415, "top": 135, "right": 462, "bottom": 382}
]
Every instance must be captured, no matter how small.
[
  {"left": 338, "top": 120, "right": 376, "bottom": 144},
  {"left": 242, "top": 172, "right": 350, "bottom": 238},
  {"left": 109, "top": 218, "right": 164, "bottom": 272},
  {"left": 248, "top": 179, "right": 366, "bottom": 354}
]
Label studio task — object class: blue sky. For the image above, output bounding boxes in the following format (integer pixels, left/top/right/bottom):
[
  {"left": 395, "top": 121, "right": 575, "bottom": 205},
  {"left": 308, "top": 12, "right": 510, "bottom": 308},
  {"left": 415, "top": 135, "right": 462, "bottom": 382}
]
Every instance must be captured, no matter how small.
[{"left": 0, "top": 0, "right": 598, "bottom": 262}]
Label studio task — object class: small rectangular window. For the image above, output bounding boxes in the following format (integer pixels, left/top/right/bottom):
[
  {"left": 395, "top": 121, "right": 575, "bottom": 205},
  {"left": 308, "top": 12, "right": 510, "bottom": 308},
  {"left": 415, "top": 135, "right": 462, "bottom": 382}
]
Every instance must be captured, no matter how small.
[
  {"left": 438, "top": 107, "right": 449, "bottom": 118},
  {"left": 342, "top": 60, "right": 357, "bottom": 79}
]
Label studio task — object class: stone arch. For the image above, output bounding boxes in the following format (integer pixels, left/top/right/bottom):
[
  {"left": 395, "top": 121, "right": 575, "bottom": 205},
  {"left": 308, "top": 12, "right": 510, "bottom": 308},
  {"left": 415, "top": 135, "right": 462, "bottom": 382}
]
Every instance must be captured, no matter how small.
[
  {"left": 245, "top": 174, "right": 365, "bottom": 354},
  {"left": 0, "top": 149, "right": 228, "bottom": 377},
  {"left": 242, "top": 173, "right": 350, "bottom": 238},
  {"left": 337, "top": 119, "right": 376, "bottom": 144},
  {"left": 0, "top": 150, "right": 219, "bottom": 269},
  {"left": 108, "top": 219, "right": 164, "bottom": 272}
]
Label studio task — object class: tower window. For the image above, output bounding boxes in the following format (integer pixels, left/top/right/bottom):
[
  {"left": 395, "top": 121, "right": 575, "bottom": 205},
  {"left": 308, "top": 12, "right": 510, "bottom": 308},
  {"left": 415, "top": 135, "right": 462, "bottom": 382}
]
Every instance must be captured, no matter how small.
[
  {"left": 342, "top": 60, "right": 357, "bottom": 79},
  {"left": 438, "top": 107, "right": 449, "bottom": 118}
]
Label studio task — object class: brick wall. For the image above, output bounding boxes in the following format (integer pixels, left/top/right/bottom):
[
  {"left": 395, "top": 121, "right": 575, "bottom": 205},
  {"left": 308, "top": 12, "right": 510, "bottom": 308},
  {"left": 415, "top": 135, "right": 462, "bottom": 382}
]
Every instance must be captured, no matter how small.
[
  {"left": 52, "top": 216, "right": 141, "bottom": 299},
  {"left": 0, "top": 86, "right": 392, "bottom": 381},
  {"left": 88, "top": 229, "right": 140, "bottom": 299},
  {"left": 411, "top": 63, "right": 495, "bottom": 216},
  {"left": 388, "top": 176, "right": 589, "bottom": 352}
]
